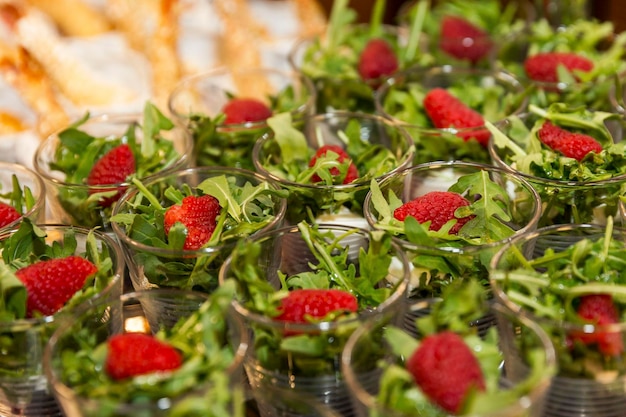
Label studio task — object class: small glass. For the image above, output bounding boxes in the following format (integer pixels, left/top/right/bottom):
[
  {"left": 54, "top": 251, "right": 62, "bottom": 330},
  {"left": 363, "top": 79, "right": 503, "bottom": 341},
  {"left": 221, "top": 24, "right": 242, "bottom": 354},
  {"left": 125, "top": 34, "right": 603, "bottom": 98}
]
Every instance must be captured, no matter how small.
[
  {"left": 33, "top": 109, "right": 193, "bottom": 230},
  {"left": 375, "top": 66, "right": 526, "bottom": 164},
  {"left": 253, "top": 111, "right": 414, "bottom": 225},
  {"left": 111, "top": 166, "right": 287, "bottom": 294},
  {"left": 219, "top": 223, "right": 410, "bottom": 417},
  {"left": 0, "top": 223, "right": 124, "bottom": 417},
  {"left": 168, "top": 66, "right": 315, "bottom": 169},
  {"left": 44, "top": 288, "right": 248, "bottom": 417},
  {"left": 364, "top": 161, "right": 541, "bottom": 301},
  {"left": 0, "top": 162, "right": 45, "bottom": 232},
  {"left": 490, "top": 222, "right": 626, "bottom": 417}
]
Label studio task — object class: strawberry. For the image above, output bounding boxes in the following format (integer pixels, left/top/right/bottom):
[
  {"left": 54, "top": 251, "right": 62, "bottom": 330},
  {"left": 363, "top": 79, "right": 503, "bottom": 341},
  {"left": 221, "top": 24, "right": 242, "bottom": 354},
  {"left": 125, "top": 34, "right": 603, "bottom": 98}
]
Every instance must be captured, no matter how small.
[
  {"left": 570, "top": 294, "right": 623, "bottom": 356},
  {"left": 87, "top": 144, "right": 136, "bottom": 207},
  {"left": 309, "top": 144, "right": 359, "bottom": 184},
  {"left": 164, "top": 194, "right": 221, "bottom": 250},
  {"left": 0, "top": 201, "right": 20, "bottom": 228},
  {"left": 423, "top": 88, "right": 490, "bottom": 146},
  {"left": 222, "top": 98, "right": 272, "bottom": 125},
  {"left": 105, "top": 333, "right": 183, "bottom": 380},
  {"left": 394, "top": 191, "right": 474, "bottom": 234},
  {"left": 276, "top": 289, "right": 358, "bottom": 323},
  {"left": 358, "top": 38, "right": 399, "bottom": 82},
  {"left": 439, "top": 16, "right": 493, "bottom": 64},
  {"left": 537, "top": 121, "right": 602, "bottom": 161},
  {"left": 524, "top": 52, "right": 593, "bottom": 84},
  {"left": 15, "top": 256, "right": 97, "bottom": 316},
  {"left": 407, "top": 331, "right": 486, "bottom": 414}
]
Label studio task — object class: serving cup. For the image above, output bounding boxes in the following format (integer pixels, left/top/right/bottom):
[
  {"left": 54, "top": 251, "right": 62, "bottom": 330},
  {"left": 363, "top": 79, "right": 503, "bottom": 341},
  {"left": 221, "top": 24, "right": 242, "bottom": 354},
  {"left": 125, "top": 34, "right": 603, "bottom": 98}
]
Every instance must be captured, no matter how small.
[
  {"left": 342, "top": 299, "right": 556, "bottom": 417},
  {"left": 111, "top": 166, "right": 287, "bottom": 294},
  {"left": 0, "top": 224, "right": 124, "bottom": 417},
  {"left": 253, "top": 111, "right": 414, "bottom": 225},
  {"left": 33, "top": 112, "right": 193, "bottom": 230},
  {"left": 0, "top": 162, "right": 45, "bottom": 232},
  {"left": 375, "top": 66, "right": 526, "bottom": 165},
  {"left": 218, "top": 223, "right": 410, "bottom": 417},
  {"left": 490, "top": 222, "right": 626, "bottom": 417},
  {"left": 43, "top": 288, "right": 248, "bottom": 417},
  {"left": 168, "top": 66, "right": 315, "bottom": 170}
]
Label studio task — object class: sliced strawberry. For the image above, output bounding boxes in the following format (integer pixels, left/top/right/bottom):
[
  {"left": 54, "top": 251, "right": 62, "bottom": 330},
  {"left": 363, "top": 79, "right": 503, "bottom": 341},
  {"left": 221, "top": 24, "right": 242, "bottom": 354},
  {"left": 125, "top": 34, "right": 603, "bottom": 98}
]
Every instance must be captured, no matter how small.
[
  {"left": 222, "top": 98, "right": 272, "bottom": 125},
  {"left": 308, "top": 144, "right": 359, "bottom": 184},
  {"left": 440, "top": 16, "right": 493, "bottom": 64},
  {"left": 164, "top": 194, "right": 221, "bottom": 250},
  {"left": 276, "top": 289, "right": 358, "bottom": 323},
  {"left": 570, "top": 294, "right": 623, "bottom": 356},
  {"left": 87, "top": 144, "right": 136, "bottom": 207},
  {"left": 524, "top": 52, "right": 593, "bottom": 84},
  {"left": 0, "top": 201, "right": 20, "bottom": 228},
  {"left": 394, "top": 191, "right": 474, "bottom": 234},
  {"left": 537, "top": 121, "right": 602, "bottom": 161},
  {"left": 358, "top": 38, "right": 399, "bottom": 82}
]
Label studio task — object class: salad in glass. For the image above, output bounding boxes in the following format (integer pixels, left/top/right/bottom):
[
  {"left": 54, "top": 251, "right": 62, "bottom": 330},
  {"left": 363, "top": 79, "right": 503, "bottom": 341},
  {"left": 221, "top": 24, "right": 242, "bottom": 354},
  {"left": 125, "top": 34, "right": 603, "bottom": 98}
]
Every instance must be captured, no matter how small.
[{"left": 0, "top": 162, "right": 45, "bottom": 232}]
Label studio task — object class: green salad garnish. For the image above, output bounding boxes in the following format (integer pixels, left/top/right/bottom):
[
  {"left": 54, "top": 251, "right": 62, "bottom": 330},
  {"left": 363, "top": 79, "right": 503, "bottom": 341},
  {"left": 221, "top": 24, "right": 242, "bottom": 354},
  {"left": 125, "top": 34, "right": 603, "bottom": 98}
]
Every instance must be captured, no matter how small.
[
  {"left": 51, "top": 281, "right": 245, "bottom": 417},
  {"left": 487, "top": 103, "right": 626, "bottom": 225},
  {"left": 111, "top": 173, "right": 286, "bottom": 293},
  {"left": 0, "top": 173, "right": 38, "bottom": 228}
]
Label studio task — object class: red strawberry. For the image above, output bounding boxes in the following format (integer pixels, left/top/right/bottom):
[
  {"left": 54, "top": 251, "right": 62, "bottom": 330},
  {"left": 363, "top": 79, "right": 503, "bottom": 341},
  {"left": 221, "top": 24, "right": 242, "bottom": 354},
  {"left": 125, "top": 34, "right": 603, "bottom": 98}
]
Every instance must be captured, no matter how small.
[
  {"left": 537, "top": 121, "right": 602, "bottom": 161},
  {"left": 276, "top": 289, "right": 358, "bottom": 323},
  {"left": 0, "top": 201, "right": 20, "bottom": 228},
  {"left": 15, "top": 256, "right": 97, "bottom": 316},
  {"left": 394, "top": 191, "right": 474, "bottom": 234},
  {"left": 164, "top": 194, "right": 221, "bottom": 250},
  {"left": 407, "top": 331, "right": 485, "bottom": 413},
  {"left": 439, "top": 16, "right": 493, "bottom": 64},
  {"left": 423, "top": 88, "right": 490, "bottom": 146},
  {"left": 105, "top": 333, "right": 182, "bottom": 380},
  {"left": 222, "top": 98, "right": 272, "bottom": 125},
  {"left": 358, "top": 38, "right": 399, "bottom": 82},
  {"left": 524, "top": 52, "right": 593, "bottom": 84},
  {"left": 87, "top": 144, "right": 136, "bottom": 207},
  {"left": 309, "top": 144, "right": 359, "bottom": 184},
  {"left": 570, "top": 294, "right": 623, "bottom": 356}
]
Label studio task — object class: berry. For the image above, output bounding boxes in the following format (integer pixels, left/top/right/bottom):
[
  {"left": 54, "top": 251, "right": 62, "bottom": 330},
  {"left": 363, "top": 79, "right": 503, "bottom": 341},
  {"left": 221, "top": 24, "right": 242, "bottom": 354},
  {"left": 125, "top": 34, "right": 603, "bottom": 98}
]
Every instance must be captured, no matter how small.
[
  {"left": 276, "top": 289, "right": 358, "bottom": 323},
  {"left": 309, "top": 145, "right": 359, "bottom": 184},
  {"left": 164, "top": 194, "right": 221, "bottom": 250},
  {"left": 570, "top": 294, "right": 623, "bottom": 356},
  {"left": 0, "top": 201, "right": 20, "bottom": 228},
  {"left": 15, "top": 256, "right": 97, "bottom": 316},
  {"left": 524, "top": 52, "right": 593, "bottom": 84},
  {"left": 423, "top": 88, "right": 490, "bottom": 146},
  {"left": 222, "top": 98, "right": 272, "bottom": 125},
  {"left": 105, "top": 333, "right": 182, "bottom": 380},
  {"left": 358, "top": 38, "right": 399, "bottom": 82},
  {"left": 407, "top": 331, "right": 485, "bottom": 414},
  {"left": 87, "top": 144, "right": 136, "bottom": 207},
  {"left": 439, "top": 16, "right": 493, "bottom": 64},
  {"left": 394, "top": 191, "right": 473, "bottom": 234},
  {"left": 537, "top": 121, "right": 602, "bottom": 161}
]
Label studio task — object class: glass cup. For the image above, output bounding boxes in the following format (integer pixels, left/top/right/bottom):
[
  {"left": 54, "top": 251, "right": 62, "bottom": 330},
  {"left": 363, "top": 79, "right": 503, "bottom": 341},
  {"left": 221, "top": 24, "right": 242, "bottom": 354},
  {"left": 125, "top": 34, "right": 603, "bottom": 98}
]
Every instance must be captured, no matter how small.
[
  {"left": 490, "top": 222, "right": 626, "bottom": 417},
  {"left": 375, "top": 66, "right": 526, "bottom": 165},
  {"left": 218, "top": 223, "right": 410, "bottom": 417},
  {"left": 168, "top": 66, "right": 315, "bottom": 170},
  {"left": 111, "top": 166, "right": 287, "bottom": 294},
  {"left": 44, "top": 288, "right": 248, "bottom": 417},
  {"left": 0, "top": 162, "right": 45, "bottom": 232},
  {"left": 363, "top": 161, "right": 541, "bottom": 302},
  {"left": 0, "top": 224, "right": 124, "bottom": 417},
  {"left": 253, "top": 111, "right": 414, "bottom": 225},
  {"left": 33, "top": 111, "right": 193, "bottom": 230},
  {"left": 342, "top": 299, "right": 556, "bottom": 417}
]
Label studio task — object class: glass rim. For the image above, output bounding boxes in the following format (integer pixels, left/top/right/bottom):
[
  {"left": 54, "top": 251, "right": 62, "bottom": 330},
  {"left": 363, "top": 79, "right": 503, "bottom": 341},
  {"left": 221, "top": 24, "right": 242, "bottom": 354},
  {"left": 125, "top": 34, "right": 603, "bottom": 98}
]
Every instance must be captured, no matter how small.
[
  {"left": 0, "top": 161, "right": 46, "bottom": 231},
  {"left": 219, "top": 223, "right": 411, "bottom": 331},
  {"left": 110, "top": 166, "right": 287, "bottom": 256},
  {"left": 363, "top": 160, "right": 543, "bottom": 252}
]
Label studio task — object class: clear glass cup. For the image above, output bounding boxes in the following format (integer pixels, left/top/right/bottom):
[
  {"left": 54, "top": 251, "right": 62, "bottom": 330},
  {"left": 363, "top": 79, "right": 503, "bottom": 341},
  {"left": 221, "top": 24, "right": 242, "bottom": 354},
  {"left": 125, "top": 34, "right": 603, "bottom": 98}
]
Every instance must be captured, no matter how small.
[
  {"left": 342, "top": 299, "right": 556, "bottom": 417},
  {"left": 168, "top": 66, "right": 315, "bottom": 170},
  {"left": 44, "top": 288, "right": 248, "bottom": 417},
  {"left": 0, "top": 162, "right": 45, "bottom": 232},
  {"left": 490, "top": 222, "right": 626, "bottom": 417},
  {"left": 375, "top": 66, "right": 526, "bottom": 165},
  {"left": 218, "top": 223, "right": 410, "bottom": 417},
  {"left": 111, "top": 166, "right": 287, "bottom": 294},
  {"left": 33, "top": 112, "right": 193, "bottom": 230},
  {"left": 363, "top": 161, "right": 541, "bottom": 301},
  {"left": 253, "top": 111, "right": 414, "bottom": 225},
  {"left": 0, "top": 224, "right": 124, "bottom": 417}
]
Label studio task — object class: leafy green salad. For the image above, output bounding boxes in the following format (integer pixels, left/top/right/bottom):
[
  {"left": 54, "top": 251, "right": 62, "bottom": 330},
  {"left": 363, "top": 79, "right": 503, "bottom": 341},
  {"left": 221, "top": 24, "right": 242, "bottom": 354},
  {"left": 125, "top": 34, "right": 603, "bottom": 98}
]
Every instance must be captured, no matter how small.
[{"left": 0, "top": 173, "right": 39, "bottom": 229}]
